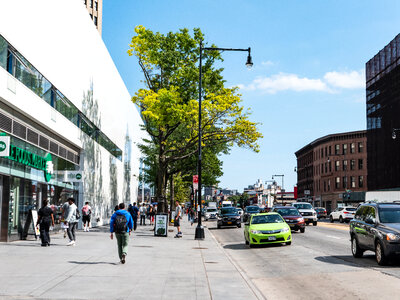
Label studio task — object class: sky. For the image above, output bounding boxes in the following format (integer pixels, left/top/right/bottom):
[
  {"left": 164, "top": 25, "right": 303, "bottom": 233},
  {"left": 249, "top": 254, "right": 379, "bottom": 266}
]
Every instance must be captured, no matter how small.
[{"left": 102, "top": 0, "right": 400, "bottom": 192}]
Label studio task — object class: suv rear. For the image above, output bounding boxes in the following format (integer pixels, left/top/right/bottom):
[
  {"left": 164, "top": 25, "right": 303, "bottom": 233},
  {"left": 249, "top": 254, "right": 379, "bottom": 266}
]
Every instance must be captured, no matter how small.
[
  {"left": 292, "top": 202, "right": 318, "bottom": 226},
  {"left": 350, "top": 202, "right": 400, "bottom": 265},
  {"left": 329, "top": 206, "right": 356, "bottom": 223}
]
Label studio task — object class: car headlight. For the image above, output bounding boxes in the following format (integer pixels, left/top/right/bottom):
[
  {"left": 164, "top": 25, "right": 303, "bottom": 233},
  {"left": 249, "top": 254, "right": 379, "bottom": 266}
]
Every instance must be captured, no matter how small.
[
  {"left": 297, "top": 218, "right": 305, "bottom": 223},
  {"left": 250, "top": 230, "right": 262, "bottom": 234},
  {"left": 386, "top": 233, "right": 400, "bottom": 241},
  {"left": 281, "top": 227, "right": 289, "bottom": 233}
]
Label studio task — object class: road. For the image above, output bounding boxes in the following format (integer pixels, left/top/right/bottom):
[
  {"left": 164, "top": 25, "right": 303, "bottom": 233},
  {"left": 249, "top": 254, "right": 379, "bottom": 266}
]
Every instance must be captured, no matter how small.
[{"left": 207, "top": 219, "right": 400, "bottom": 299}]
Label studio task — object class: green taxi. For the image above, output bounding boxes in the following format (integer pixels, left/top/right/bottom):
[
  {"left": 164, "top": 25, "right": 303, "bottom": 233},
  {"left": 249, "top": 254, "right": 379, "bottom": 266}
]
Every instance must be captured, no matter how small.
[{"left": 244, "top": 212, "right": 292, "bottom": 247}]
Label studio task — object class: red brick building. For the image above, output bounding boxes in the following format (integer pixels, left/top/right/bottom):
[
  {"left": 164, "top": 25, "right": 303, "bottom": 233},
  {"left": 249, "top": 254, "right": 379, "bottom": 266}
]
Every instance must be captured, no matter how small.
[{"left": 295, "top": 130, "right": 367, "bottom": 213}]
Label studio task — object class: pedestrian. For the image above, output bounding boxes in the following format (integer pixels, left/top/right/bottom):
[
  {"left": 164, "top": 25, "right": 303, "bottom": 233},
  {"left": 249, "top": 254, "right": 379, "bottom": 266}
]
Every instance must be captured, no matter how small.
[
  {"left": 174, "top": 200, "right": 182, "bottom": 238},
  {"left": 110, "top": 203, "right": 133, "bottom": 264},
  {"left": 139, "top": 204, "right": 146, "bottom": 225},
  {"left": 60, "top": 199, "right": 69, "bottom": 238},
  {"left": 128, "top": 202, "right": 139, "bottom": 231},
  {"left": 65, "top": 197, "right": 78, "bottom": 246},
  {"left": 82, "top": 201, "right": 92, "bottom": 232},
  {"left": 36, "top": 199, "right": 55, "bottom": 246},
  {"left": 189, "top": 206, "right": 195, "bottom": 226}
]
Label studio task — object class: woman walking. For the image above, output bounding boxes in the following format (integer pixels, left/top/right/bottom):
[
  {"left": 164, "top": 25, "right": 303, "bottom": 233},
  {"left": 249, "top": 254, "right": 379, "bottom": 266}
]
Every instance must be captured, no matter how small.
[{"left": 37, "top": 200, "right": 54, "bottom": 246}]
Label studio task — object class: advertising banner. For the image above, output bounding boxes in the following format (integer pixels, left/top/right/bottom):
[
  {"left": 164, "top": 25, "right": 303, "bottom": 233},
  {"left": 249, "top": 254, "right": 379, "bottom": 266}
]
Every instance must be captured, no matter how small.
[{"left": 154, "top": 214, "right": 168, "bottom": 237}]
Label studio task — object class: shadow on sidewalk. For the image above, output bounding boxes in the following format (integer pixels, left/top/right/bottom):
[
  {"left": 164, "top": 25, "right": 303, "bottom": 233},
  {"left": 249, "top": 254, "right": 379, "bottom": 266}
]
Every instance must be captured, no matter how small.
[{"left": 68, "top": 261, "right": 118, "bottom": 265}]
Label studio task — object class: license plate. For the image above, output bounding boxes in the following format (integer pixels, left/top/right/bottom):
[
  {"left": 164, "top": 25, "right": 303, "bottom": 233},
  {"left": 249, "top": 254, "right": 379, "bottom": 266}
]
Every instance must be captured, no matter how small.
[
  {"left": 227, "top": 222, "right": 232, "bottom": 224},
  {"left": 268, "top": 236, "right": 276, "bottom": 241}
]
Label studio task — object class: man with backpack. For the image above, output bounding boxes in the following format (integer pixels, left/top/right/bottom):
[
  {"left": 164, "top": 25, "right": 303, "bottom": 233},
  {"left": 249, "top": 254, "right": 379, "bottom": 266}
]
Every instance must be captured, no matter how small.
[{"left": 110, "top": 203, "right": 133, "bottom": 264}]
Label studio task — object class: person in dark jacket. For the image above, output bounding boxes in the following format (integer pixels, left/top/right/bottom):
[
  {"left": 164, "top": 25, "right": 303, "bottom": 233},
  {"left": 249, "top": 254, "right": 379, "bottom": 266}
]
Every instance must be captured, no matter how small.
[
  {"left": 110, "top": 203, "right": 133, "bottom": 264},
  {"left": 128, "top": 203, "right": 139, "bottom": 231},
  {"left": 37, "top": 200, "right": 55, "bottom": 247}
]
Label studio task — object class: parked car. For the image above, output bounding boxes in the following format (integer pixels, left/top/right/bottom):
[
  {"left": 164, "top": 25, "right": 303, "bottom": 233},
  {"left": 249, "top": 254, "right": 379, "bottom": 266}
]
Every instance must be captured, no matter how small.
[
  {"left": 292, "top": 202, "right": 318, "bottom": 226},
  {"left": 330, "top": 206, "right": 356, "bottom": 223},
  {"left": 272, "top": 206, "right": 306, "bottom": 233},
  {"left": 350, "top": 202, "right": 400, "bottom": 265},
  {"left": 204, "top": 207, "right": 218, "bottom": 221},
  {"left": 217, "top": 207, "right": 241, "bottom": 228},
  {"left": 244, "top": 212, "right": 292, "bottom": 247},
  {"left": 243, "top": 205, "right": 261, "bottom": 223},
  {"left": 315, "top": 207, "right": 327, "bottom": 219}
]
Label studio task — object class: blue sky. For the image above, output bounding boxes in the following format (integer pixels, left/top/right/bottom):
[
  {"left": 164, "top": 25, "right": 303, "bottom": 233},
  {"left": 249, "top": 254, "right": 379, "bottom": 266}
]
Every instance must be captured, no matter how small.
[{"left": 102, "top": 0, "right": 400, "bottom": 192}]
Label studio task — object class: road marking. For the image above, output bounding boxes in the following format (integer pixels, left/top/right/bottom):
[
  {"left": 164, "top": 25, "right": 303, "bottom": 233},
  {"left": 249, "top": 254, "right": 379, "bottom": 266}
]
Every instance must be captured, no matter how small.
[{"left": 326, "top": 235, "right": 342, "bottom": 240}]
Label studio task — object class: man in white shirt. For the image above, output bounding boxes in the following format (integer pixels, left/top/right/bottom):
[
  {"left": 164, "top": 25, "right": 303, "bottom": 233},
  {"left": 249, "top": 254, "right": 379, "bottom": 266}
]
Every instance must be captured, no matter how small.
[
  {"left": 65, "top": 198, "right": 78, "bottom": 246},
  {"left": 174, "top": 200, "right": 182, "bottom": 238},
  {"left": 139, "top": 204, "right": 147, "bottom": 226}
]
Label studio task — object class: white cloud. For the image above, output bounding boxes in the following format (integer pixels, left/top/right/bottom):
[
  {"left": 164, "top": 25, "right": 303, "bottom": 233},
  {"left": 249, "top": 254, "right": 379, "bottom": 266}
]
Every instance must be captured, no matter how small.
[
  {"left": 239, "top": 70, "right": 365, "bottom": 94},
  {"left": 323, "top": 70, "right": 365, "bottom": 89},
  {"left": 261, "top": 60, "right": 274, "bottom": 67}
]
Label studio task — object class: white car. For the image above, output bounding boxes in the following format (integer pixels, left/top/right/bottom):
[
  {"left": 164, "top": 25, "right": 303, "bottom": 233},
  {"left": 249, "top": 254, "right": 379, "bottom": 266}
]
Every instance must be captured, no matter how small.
[
  {"left": 204, "top": 207, "right": 218, "bottom": 221},
  {"left": 292, "top": 202, "right": 318, "bottom": 226},
  {"left": 329, "top": 206, "right": 356, "bottom": 223}
]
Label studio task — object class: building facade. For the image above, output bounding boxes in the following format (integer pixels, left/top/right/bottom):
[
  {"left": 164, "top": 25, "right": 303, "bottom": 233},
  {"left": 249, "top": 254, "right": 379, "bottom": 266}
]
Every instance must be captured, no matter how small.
[
  {"left": 296, "top": 131, "right": 367, "bottom": 213},
  {"left": 83, "top": 0, "right": 103, "bottom": 35},
  {"left": 0, "top": 1, "right": 145, "bottom": 241},
  {"left": 366, "top": 34, "right": 400, "bottom": 191}
]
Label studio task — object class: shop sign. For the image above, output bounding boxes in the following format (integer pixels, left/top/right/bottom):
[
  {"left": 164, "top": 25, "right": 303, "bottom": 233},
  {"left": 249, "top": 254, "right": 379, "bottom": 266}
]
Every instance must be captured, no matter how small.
[
  {"left": 56, "top": 170, "right": 83, "bottom": 182},
  {"left": 7, "top": 144, "right": 54, "bottom": 182},
  {"left": 154, "top": 214, "right": 168, "bottom": 237},
  {"left": 0, "top": 136, "right": 10, "bottom": 157}
]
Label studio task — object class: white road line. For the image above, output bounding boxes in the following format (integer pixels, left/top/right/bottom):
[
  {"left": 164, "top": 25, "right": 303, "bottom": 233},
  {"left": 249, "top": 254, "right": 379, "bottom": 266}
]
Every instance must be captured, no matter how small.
[{"left": 326, "top": 235, "right": 342, "bottom": 240}]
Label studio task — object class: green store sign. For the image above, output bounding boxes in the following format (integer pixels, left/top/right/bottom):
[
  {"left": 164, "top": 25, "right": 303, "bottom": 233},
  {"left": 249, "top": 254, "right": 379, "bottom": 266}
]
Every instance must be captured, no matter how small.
[{"left": 8, "top": 144, "right": 54, "bottom": 182}]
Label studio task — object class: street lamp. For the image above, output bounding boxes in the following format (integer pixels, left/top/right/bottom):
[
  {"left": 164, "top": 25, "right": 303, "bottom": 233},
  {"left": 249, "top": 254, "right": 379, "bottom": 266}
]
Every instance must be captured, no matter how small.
[{"left": 195, "top": 42, "right": 253, "bottom": 240}]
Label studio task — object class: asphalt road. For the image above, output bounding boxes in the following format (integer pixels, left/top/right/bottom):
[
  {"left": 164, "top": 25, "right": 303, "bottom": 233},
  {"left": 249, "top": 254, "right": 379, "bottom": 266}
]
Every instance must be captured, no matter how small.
[{"left": 207, "top": 219, "right": 400, "bottom": 300}]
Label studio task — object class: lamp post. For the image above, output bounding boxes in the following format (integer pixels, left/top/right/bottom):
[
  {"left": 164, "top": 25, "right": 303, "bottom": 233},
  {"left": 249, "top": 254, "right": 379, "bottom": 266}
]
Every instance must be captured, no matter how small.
[{"left": 195, "top": 42, "right": 253, "bottom": 240}]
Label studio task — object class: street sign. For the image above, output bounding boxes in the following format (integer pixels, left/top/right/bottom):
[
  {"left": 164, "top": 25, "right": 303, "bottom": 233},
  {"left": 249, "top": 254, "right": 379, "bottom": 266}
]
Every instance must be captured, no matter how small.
[
  {"left": 193, "top": 175, "right": 198, "bottom": 190},
  {"left": 0, "top": 136, "right": 10, "bottom": 157}
]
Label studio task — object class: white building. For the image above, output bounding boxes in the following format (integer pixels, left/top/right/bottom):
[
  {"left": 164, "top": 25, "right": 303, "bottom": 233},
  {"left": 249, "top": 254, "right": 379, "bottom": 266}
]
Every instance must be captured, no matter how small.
[{"left": 0, "top": 0, "right": 145, "bottom": 241}]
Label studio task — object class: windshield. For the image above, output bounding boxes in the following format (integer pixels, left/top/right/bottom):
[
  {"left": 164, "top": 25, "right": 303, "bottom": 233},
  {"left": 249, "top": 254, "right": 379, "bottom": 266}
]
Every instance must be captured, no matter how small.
[
  {"left": 315, "top": 208, "right": 324, "bottom": 212},
  {"left": 251, "top": 214, "right": 284, "bottom": 224},
  {"left": 276, "top": 208, "right": 300, "bottom": 216},
  {"left": 379, "top": 208, "right": 400, "bottom": 223},
  {"left": 345, "top": 207, "right": 356, "bottom": 211},
  {"left": 221, "top": 207, "right": 237, "bottom": 214},
  {"left": 294, "top": 203, "right": 313, "bottom": 210},
  {"left": 206, "top": 208, "right": 217, "bottom": 212},
  {"left": 246, "top": 206, "right": 260, "bottom": 213}
]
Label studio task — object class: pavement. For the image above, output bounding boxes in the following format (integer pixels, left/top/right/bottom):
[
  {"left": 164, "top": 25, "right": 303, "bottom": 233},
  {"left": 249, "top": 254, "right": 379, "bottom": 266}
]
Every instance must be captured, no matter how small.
[{"left": 0, "top": 217, "right": 263, "bottom": 300}]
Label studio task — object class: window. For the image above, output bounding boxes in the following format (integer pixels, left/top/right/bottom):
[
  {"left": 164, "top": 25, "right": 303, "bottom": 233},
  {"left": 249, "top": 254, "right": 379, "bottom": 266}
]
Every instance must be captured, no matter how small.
[
  {"left": 343, "top": 144, "right": 348, "bottom": 155},
  {"left": 351, "top": 176, "right": 356, "bottom": 188},
  {"left": 335, "top": 144, "right": 340, "bottom": 155},
  {"left": 321, "top": 164, "right": 323, "bottom": 174},
  {"left": 90, "top": 0, "right": 93, "bottom": 8},
  {"left": 358, "top": 142, "right": 363, "bottom": 153},
  {"left": 350, "top": 143, "right": 355, "bottom": 154},
  {"left": 328, "top": 179, "right": 331, "bottom": 191},
  {"left": 90, "top": 13, "right": 93, "bottom": 19},
  {"left": 321, "top": 148, "right": 323, "bottom": 158},
  {"left": 335, "top": 177, "right": 340, "bottom": 189},
  {"left": 350, "top": 159, "right": 355, "bottom": 170},
  {"left": 84, "top": 0, "right": 87, "bottom": 5},
  {"left": 343, "top": 176, "right": 348, "bottom": 189},
  {"left": 324, "top": 181, "right": 326, "bottom": 192},
  {"left": 343, "top": 160, "right": 348, "bottom": 171},
  {"left": 365, "top": 206, "right": 376, "bottom": 222},
  {"left": 329, "top": 146, "right": 331, "bottom": 155},
  {"left": 329, "top": 161, "right": 332, "bottom": 172},
  {"left": 325, "top": 162, "right": 328, "bottom": 173},
  {"left": 335, "top": 161, "right": 340, "bottom": 171},
  {"left": 325, "top": 147, "right": 327, "bottom": 157},
  {"left": 95, "top": 0, "right": 98, "bottom": 10},
  {"left": 355, "top": 206, "right": 367, "bottom": 221},
  {"left": 358, "top": 159, "right": 363, "bottom": 170},
  {"left": 359, "top": 176, "right": 364, "bottom": 188},
  {"left": 94, "top": 16, "right": 98, "bottom": 26}
]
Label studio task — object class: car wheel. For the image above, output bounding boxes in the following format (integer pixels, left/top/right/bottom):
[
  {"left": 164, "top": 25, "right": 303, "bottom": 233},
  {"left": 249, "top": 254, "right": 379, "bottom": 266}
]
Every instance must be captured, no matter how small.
[
  {"left": 375, "top": 240, "right": 388, "bottom": 266},
  {"left": 339, "top": 216, "right": 344, "bottom": 223},
  {"left": 351, "top": 235, "right": 364, "bottom": 258},
  {"left": 237, "top": 224, "right": 241, "bottom": 228},
  {"left": 217, "top": 224, "right": 221, "bottom": 229},
  {"left": 330, "top": 215, "right": 334, "bottom": 223},
  {"left": 245, "top": 239, "right": 249, "bottom": 245},
  {"left": 286, "top": 241, "right": 292, "bottom": 246},
  {"left": 313, "top": 221, "right": 318, "bottom": 226},
  {"left": 300, "top": 228, "right": 305, "bottom": 233}
]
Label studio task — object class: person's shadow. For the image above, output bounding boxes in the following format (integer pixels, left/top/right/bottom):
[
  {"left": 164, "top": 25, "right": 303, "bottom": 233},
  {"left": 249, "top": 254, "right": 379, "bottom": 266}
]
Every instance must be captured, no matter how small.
[{"left": 68, "top": 261, "right": 118, "bottom": 265}]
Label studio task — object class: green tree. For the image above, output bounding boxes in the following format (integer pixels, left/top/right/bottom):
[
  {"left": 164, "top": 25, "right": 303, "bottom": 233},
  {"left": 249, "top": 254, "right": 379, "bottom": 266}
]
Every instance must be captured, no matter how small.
[{"left": 129, "top": 26, "right": 262, "bottom": 212}]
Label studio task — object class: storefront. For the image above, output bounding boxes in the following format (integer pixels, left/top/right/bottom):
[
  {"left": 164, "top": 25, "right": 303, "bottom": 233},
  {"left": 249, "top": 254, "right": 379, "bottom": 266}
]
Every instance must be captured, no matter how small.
[{"left": 0, "top": 134, "right": 80, "bottom": 242}]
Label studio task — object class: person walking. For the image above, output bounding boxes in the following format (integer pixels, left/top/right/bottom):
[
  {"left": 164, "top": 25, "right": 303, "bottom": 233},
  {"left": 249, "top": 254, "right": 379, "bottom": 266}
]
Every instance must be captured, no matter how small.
[
  {"left": 128, "top": 202, "right": 139, "bottom": 231},
  {"left": 110, "top": 203, "right": 133, "bottom": 264},
  {"left": 148, "top": 205, "right": 154, "bottom": 226},
  {"left": 37, "top": 199, "right": 55, "bottom": 246},
  {"left": 174, "top": 200, "right": 182, "bottom": 238},
  {"left": 139, "top": 204, "right": 146, "bottom": 225},
  {"left": 65, "top": 198, "right": 78, "bottom": 246},
  {"left": 60, "top": 199, "right": 69, "bottom": 238},
  {"left": 82, "top": 202, "right": 92, "bottom": 232}
]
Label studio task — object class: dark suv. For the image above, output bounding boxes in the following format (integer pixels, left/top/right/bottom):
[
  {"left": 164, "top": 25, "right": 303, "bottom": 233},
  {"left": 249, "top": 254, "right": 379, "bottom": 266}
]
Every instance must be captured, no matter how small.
[
  {"left": 243, "top": 206, "right": 260, "bottom": 223},
  {"left": 217, "top": 207, "right": 241, "bottom": 229},
  {"left": 350, "top": 202, "right": 400, "bottom": 265},
  {"left": 272, "top": 206, "right": 306, "bottom": 233}
]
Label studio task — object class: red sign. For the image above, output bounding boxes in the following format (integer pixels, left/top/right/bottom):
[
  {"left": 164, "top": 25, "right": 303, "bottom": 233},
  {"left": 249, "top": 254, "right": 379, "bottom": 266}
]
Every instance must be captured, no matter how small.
[{"left": 193, "top": 175, "right": 198, "bottom": 190}]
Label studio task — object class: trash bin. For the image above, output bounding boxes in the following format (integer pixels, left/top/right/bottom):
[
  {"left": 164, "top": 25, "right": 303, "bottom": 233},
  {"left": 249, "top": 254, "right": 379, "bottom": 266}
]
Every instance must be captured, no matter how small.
[{"left": 154, "top": 213, "right": 168, "bottom": 237}]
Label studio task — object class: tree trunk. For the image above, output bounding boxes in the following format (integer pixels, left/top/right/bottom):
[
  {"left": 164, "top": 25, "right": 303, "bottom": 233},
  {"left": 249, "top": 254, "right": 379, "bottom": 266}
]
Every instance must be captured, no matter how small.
[
  {"left": 156, "top": 158, "right": 167, "bottom": 213},
  {"left": 169, "top": 175, "right": 174, "bottom": 222}
]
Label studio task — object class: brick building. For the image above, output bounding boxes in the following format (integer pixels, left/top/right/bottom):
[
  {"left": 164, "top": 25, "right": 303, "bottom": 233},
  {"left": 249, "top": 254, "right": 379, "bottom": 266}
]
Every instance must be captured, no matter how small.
[
  {"left": 83, "top": 0, "right": 103, "bottom": 35},
  {"left": 295, "top": 130, "right": 367, "bottom": 213}
]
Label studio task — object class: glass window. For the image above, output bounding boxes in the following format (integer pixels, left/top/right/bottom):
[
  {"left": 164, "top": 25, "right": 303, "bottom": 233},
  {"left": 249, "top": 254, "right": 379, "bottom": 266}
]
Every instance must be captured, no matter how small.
[
  {"left": 335, "top": 161, "right": 340, "bottom": 171},
  {"left": 365, "top": 206, "right": 376, "bottom": 222},
  {"left": 350, "top": 160, "right": 355, "bottom": 170},
  {"left": 335, "top": 144, "right": 340, "bottom": 155},
  {"left": 95, "top": 1, "right": 98, "bottom": 10},
  {"left": 335, "top": 177, "right": 340, "bottom": 189},
  {"left": 342, "top": 144, "right": 348, "bottom": 155},
  {"left": 351, "top": 176, "right": 356, "bottom": 188},
  {"left": 358, "top": 159, "right": 363, "bottom": 170},
  {"left": 328, "top": 179, "right": 331, "bottom": 191},
  {"left": 358, "top": 142, "right": 363, "bottom": 153},
  {"left": 251, "top": 214, "right": 284, "bottom": 224},
  {"left": 342, "top": 176, "right": 347, "bottom": 189},
  {"left": 379, "top": 207, "right": 400, "bottom": 223},
  {"left": 329, "top": 146, "right": 331, "bottom": 155},
  {"left": 94, "top": 16, "right": 98, "bottom": 26},
  {"left": 275, "top": 208, "right": 300, "bottom": 216},
  {"left": 350, "top": 143, "right": 355, "bottom": 154},
  {"left": 359, "top": 176, "right": 364, "bottom": 188},
  {"left": 90, "top": 0, "right": 93, "bottom": 8},
  {"left": 355, "top": 206, "right": 367, "bottom": 221},
  {"left": 343, "top": 160, "right": 348, "bottom": 171},
  {"left": 0, "top": 35, "right": 7, "bottom": 69}
]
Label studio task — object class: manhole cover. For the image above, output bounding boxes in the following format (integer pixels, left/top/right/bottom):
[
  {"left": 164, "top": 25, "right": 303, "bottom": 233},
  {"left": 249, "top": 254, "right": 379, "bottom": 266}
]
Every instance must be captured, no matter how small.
[{"left": 192, "top": 247, "right": 208, "bottom": 250}]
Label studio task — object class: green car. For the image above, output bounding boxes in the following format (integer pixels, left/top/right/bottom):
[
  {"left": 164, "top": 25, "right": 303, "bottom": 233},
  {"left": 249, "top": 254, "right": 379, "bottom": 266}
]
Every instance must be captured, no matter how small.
[{"left": 244, "top": 212, "right": 292, "bottom": 247}]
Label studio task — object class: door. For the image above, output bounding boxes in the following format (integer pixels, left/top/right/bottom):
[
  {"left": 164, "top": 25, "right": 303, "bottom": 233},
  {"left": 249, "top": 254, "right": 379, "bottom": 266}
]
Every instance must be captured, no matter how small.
[
  {"left": 353, "top": 206, "right": 368, "bottom": 247},
  {"left": 364, "top": 206, "right": 377, "bottom": 250}
]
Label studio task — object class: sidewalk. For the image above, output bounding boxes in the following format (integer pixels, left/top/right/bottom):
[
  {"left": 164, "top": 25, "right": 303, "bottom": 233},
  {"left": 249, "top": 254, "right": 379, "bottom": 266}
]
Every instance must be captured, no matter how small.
[{"left": 0, "top": 217, "right": 263, "bottom": 300}]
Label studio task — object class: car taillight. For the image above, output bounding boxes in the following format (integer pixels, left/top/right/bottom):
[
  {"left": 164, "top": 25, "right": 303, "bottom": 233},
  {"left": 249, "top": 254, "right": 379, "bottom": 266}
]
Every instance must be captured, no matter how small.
[
  {"left": 343, "top": 211, "right": 349, "bottom": 214},
  {"left": 324, "top": 210, "right": 327, "bottom": 213}
]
